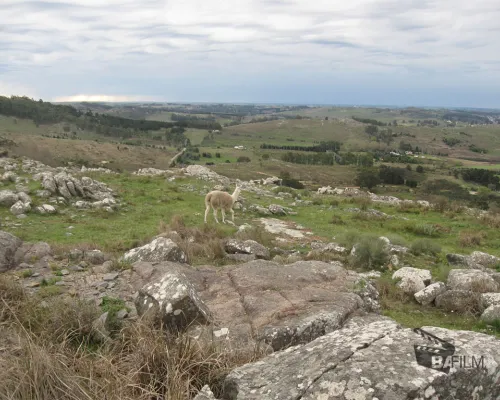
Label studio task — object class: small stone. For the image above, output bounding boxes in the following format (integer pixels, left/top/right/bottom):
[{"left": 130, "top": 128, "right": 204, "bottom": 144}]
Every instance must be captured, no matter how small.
[
  {"left": 116, "top": 309, "right": 129, "bottom": 319},
  {"left": 26, "top": 281, "right": 40, "bottom": 288},
  {"left": 61, "top": 269, "right": 70, "bottom": 276},
  {"left": 103, "top": 272, "right": 119, "bottom": 281}
]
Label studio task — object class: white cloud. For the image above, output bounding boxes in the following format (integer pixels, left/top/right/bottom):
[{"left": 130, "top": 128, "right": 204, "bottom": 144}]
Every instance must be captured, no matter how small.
[{"left": 1, "top": 0, "right": 500, "bottom": 104}]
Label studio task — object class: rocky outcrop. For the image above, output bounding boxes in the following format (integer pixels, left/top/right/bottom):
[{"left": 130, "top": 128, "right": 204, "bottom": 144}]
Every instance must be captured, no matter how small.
[
  {"left": 14, "top": 242, "right": 51, "bottom": 265},
  {"left": 182, "top": 165, "right": 230, "bottom": 185},
  {"left": 311, "top": 241, "right": 348, "bottom": 254},
  {"left": 447, "top": 251, "right": 500, "bottom": 271},
  {"left": 128, "top": 260, "right": 379, "bottom": 352},
  {"left": 224, "top": 239, "right": 270, "bottom": 260},
  {"left": 223, "top": 314, "right": 500, "bottom": 400},
  {"left": 392, "top": 267, "right": 432, "bottom": 295},
  {"left": 10, "top": 200, "right": 31, "bottom": 215},
  {"left": 447, "top": 269, "right": 499, "bottom": 293},
  {"left": 34, "top": 171, "right": 116, "bottom": 203},
  {"left": 0, "top": 231, "right": 23, "bottom": 272},
  {"left": 435, "top": 290, "right": 482, "bottom": 313},
  {"left": 0, "top": 190, "right": 19, "bottom": 207},
  {"left": 133, "top": 168, "right": 174, "bottom": 176},
  {"left": 123, "top": 237, "right": 187, "bottom": 264},
  {"left": 35, "top": 204, "right": 57, "bottom": 214}
]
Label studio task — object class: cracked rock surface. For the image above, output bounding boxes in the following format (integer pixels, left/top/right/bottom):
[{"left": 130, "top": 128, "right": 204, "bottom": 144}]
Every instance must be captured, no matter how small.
[
  {"left": 222, "top": 315, "right": 500, "bottom": 400},
  {"left": 136, "top": 260, "right": 376, "bottom": 352}
]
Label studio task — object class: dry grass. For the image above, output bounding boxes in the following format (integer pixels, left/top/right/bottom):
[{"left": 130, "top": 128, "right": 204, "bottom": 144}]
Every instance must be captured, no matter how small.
[
  {"left": 158, "top": 215, "right": 228, "bottom": 264},
  {"left": 0, "top": 275, "right": 261, "bottom": 400},
  {"left": 345, "top": 196, "right": 372, "bottom": 211},
  {"left": 458, "top": 230, "right": 486, "bottom": 247},
  {"left": 376, "top": 274, "right": 413, "bottom": 307},
  {"left": 234, "top": 225, "right": 275, "bottom": 248},
  {"left": 479, "top": 213, "right": 500, "bottom": 229}
]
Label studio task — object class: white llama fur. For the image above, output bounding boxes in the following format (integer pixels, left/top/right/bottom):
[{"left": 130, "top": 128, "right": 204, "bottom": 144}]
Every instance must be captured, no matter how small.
[{"left": 204, "top": 185, "right": 241, "bottom": 224}]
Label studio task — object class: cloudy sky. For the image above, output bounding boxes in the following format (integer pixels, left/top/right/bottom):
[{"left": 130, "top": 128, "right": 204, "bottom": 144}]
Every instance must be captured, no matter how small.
[{"left": 2, "top": 0, "right": 500, "bottom": 108}]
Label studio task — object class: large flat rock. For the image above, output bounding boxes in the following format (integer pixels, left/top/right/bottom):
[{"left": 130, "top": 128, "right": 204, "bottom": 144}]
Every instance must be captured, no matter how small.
[
  {"left": 122, "top": 260, "right": 372, "bottom": 351},
  {"left": 222, "top": 315, "right": 500, "bottom": 400}
]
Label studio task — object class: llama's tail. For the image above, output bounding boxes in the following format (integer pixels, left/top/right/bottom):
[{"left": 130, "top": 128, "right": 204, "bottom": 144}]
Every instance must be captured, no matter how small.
[{"left": 205, "top": 192, "right": 212, "bottom": 208}]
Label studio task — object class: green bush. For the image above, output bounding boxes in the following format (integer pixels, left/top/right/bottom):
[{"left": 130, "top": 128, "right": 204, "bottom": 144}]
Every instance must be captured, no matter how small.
[
  {"left": 350, "top": 236, "right": 390, "bottom": 271},
  {"left": 410, "top": 239, "right": 442, "bottom": 256},
  {"left": 403, "top": 221, "right": 441, "bottom": 237}
]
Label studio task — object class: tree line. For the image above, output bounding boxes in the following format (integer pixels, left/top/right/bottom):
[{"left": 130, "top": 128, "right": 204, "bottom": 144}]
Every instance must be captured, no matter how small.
[
  {"left": 281, "top": 151, "right": 374, "bottom": 167},
  {"left": 260, "top": 141, "right": 341, "bottom": 152},
  {"left": 453, "top": 168, "right": 500, "bottom": 189},
  {"left": 0, "top": 96, "right": 219, "bottom": 145}
]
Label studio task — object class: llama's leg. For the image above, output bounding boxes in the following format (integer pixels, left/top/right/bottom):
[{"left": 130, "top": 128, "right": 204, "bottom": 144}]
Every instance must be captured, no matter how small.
[
  {"left": 204, "top": 205, "right": 210, "bottom": 223},
  {"left": 221, "top": 209, "right": 227, "bottom": 224},
  {"left": 212, "top": 207, "right": 220, "bottom": 224},
  {"left": 230, "top": 208, "right": 235, "bottom": 222}
]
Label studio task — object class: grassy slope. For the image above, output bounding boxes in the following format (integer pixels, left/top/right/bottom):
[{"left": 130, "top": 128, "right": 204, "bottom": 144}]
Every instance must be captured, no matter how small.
[{"left": 1, "top": 164, "right": 500, "bottom": 337}]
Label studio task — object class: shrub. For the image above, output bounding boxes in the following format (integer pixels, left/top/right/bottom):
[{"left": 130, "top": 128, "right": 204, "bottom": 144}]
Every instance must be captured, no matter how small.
[
  {"left": 355, "top": 168, "right": 380, "bottom": 190},
  {"left": 272, "top": 186, "right": 295, "bottom": 195},
  {"left": 432, "top": 196, "right": 449, "bottom": 213},
  {"left": 349, "top": 235, "right": 390, "bottom": 271},
  {"left": 261, "top": 153, "right": 270, "bottom": 160},
  {"left": 376, "top": 274, "right": 411, "bottom": 307},
  {"left": 416, "top": 165, "right": 424, "bottom": 173},
  {"left": 311, "top": 197, "right": 323, "bottom": 205},
  {"left": 349, "top": 196, "right": 372, "bottom": 211},
  {"left": 329, "top": 199, "right": 339, "bottom": 207},
  {"left": 337, "top": 230, "right": 362, "bottom": 250},
  {"left": 330, "top": 215, "right": 345, "bottom": 225},
  {"left": 385, "top": 234, "right": 408, "bottom": 247},
  {"left": 235, "top": 225, "right": 274, "bottom": 248},
  {"left": 237, "top": 156, "right": 251, "bottom": 163},
  {"left": 279, "top": 172, "right": 304, "bottom": 189},
  {"left": 459, "top": 230, "right": 486, "bottom": 247},
  {"left": 479, "top": 213, "right": 500, "bottom": 229},
  {"left": 403, "top": 221, "right": 441, "bottom": 237},
  {"left": 410, "top": 239, "right": 442, "bottom": 256}
]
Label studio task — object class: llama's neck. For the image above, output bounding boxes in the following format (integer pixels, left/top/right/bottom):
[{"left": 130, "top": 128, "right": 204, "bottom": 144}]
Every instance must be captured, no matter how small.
[{"left": 231, "top": 187, "right": 241, "bottom": 202}]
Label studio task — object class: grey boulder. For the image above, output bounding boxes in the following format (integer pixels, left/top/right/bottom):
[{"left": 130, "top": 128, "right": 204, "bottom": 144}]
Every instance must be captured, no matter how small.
[
  {"left": 435, "top": 290, "right": 482, "bottom": 313},
  {"left": 123, "top": 237, "right": 187, "bottom": 264},
  {"left": 225, "top": 239, "right": 270, "bottom": 260},
  {"left": 134, "top": 268, "right": 211, "bottom": 331},
  {"left": 0, "top": 231, "right": 23, "bottom": 272},
  {"left": 414, "top": 282, "right": 447, "bottom": 305},
  {"left": 447, "top": 269, "right": 499, "bottom": 293}
]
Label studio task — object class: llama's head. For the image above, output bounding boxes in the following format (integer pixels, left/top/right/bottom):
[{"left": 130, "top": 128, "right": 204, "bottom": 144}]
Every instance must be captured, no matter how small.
[{"left": 233, "top": 184, "right": 242, "bottom": 199}]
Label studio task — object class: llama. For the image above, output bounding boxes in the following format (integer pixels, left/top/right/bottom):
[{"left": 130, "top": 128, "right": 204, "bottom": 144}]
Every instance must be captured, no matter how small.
[{"left": 204, "top": 185, "right": 241, "bottom": 224}]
